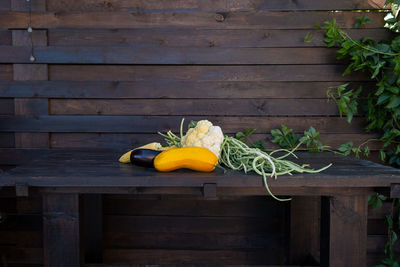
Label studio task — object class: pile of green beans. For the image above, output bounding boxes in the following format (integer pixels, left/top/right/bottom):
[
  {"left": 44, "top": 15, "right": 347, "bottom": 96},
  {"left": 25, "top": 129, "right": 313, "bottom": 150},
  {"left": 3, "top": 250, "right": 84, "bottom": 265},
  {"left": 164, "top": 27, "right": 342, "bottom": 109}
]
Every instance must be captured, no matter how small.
[
  {"left": 219, "top": 136, "right": 332, "bottom": 201},
  {"left": 159, "top": 119, "right": 332, "bottom": 201}
]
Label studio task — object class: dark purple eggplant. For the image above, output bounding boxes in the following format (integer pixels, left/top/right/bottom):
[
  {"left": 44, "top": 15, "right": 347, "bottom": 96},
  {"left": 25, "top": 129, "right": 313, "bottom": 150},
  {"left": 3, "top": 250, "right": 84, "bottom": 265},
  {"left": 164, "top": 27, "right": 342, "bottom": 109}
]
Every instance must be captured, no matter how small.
[{"left": 130, "top": 149, "right": 161, "bottom": 168}]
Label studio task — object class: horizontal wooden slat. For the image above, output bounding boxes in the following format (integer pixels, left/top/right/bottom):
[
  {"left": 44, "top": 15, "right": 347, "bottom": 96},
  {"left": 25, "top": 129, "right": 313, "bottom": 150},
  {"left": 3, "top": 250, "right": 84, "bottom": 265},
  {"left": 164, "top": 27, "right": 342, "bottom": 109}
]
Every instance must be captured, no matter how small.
[
  {"left": 103, "top": 232, "right": 285, "bottom": 250},
  {"left": 48, "top": 28, "right": 392, "bottom": 48},
  {"left": 46, "top": 0, "right": 386, "bottom": 12},
  {"left": 368, "top": 235, "right": 400, "bottom": 254},
  {"left": 49, "top": 65, "right": 368, "bottom": 82},
  {"left": 0, "top": 64, "right": 13, "bottom": 80},
  {"left": 103, "top": 196, "right": 286, "bottom": 217},
  {"left": 0, "top": 133, "right": 15, "bottom": 147},
  {"left": 0, "top": 0, "right": 10, "bottom": 11},
  {"left": 49, "top": 99, "right": 340, "bottom": 116},
  {"left": 0, "top": 30, "right": 11, "bottom": 45},
  {"left": 0, "top": 11, "right": 384, "bottom": 30},
  {"left": 105, "top": 215, "right": 282, "bottom": 234},
  {"left": 0, "top": 99, "right": 14, "bottom": 115},
  {"left": 49, "top": 133, "right": 381, "bottom": 150},
  {"left": 0, "top": 46, "right": 339, "bottom": 64},
  {"left": 368, "top": 219, "right": 387, "bottom": 235},
  {"left": 0, "top": 214, "right": 42, "bottom": 230},
  {"left": 0, "top": 81, "right": 375, "bottom": 99},
  {"left": 0, "top": 230, "right": 42, "bottom": 247},
  {"left": 368, "top": 201, "right": 392, "bottom": 219},
  {"left": 0, "top": 247, "right": 43, "bottom": 264},
  {"left": 0, "top": 116, "right": 369, "bottom": 133},
  {"left": 0, "top": 149, "right": 51, "bottom": 165},
  {"left": 103, "top": 248, "right": 282, "bottom": 265}
]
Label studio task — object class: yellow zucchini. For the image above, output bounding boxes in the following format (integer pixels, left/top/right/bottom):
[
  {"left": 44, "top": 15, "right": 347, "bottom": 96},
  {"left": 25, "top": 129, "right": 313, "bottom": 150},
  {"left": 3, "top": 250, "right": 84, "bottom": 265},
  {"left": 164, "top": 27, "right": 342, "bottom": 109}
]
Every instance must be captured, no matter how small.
[{"left": 154, "top": 147, "right": 218, "bottom": 172}]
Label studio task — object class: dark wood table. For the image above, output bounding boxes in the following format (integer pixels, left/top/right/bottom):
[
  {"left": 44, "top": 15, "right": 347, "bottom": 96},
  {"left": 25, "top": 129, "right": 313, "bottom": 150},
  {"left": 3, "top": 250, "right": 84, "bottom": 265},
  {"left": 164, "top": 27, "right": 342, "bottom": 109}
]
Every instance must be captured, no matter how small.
[{"left": 1, "top": 149, "right": 400, "bottom": 267}]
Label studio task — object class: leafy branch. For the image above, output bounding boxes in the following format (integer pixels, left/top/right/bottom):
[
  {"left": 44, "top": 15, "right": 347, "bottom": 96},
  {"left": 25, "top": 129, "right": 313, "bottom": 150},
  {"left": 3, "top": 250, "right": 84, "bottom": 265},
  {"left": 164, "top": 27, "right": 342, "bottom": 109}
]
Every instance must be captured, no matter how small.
[{"left": 322, "top": 17, "right": 400, "bottom": 167}]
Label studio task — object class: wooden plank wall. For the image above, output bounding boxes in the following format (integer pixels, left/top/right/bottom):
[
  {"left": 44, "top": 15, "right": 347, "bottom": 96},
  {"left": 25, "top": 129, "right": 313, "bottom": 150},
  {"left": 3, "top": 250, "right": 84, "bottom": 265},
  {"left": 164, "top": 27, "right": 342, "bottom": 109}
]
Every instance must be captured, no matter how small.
[{"left": 0, "top": 0, "right": 392, "bottom": 266}]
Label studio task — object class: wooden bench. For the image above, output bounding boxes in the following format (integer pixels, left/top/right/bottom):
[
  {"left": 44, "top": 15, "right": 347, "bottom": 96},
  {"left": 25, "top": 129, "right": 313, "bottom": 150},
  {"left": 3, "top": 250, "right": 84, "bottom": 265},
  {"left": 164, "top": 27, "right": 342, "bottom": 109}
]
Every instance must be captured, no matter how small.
[{"left": 1, "top": 149, "right": 400, "bottom": 267}]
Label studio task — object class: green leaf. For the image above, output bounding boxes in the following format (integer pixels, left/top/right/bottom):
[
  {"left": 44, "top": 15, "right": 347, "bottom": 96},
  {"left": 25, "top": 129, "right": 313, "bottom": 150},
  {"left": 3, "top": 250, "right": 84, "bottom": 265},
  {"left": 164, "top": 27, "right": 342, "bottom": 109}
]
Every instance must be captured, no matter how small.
[
  {"left": 188, "top": 120, "right": 197, "bottom": 129},
  {"left": 378, "top": 194, "right": 388, "bottom": 201},
  {"left": 338, "top": 142, "right": 353, "bottom": 156},
  {"left": 250, "top": 140, "right": 265, "bottom": 151},
  {"left": 363, "top": 146, "right": 370, "bottom": 157},
  {"left": 304, "top": 32, "right": 313, "bottom": 43},
  {"left": 377, "top": 94, "right": 391, "bottom": 105},
  {"left": 379, "top": 150, "right": 387, "bottom": 162},
  {"left": 386, "top": 96, "right": 400, "bottom": 109},
  {"left": 337, "top": 83, "right": 349, "bottom": 95},
  {"left": 235, "top": 128, "right": 256, "bottom": 143}
]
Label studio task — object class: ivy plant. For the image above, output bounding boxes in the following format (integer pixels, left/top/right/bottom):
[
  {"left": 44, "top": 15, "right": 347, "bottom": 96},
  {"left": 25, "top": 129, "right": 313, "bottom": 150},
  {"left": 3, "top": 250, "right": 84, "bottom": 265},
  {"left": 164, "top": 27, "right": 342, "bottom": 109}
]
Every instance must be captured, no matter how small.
[
  {"left": 322, "top": 15, "right": 400, "bottom": 166},
  {"left": 322, "top": 3, "right": 400, "bottom": 265}
]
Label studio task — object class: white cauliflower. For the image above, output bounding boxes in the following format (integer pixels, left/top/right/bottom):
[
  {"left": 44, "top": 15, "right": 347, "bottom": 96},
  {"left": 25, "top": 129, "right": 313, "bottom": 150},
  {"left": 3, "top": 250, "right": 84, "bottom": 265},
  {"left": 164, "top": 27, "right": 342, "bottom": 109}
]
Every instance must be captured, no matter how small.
[{"left": 181, "top": 120, "right": 224, "bottom": 158}]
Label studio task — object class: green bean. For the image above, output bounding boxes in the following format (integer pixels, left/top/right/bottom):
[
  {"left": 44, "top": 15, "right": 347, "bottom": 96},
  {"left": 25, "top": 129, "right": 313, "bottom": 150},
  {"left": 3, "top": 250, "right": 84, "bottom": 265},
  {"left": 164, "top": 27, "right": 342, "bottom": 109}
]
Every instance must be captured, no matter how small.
[
  {"left": 159, "top": 125, "right": 331, "bottom": 202},
  {"left": 219, "top": 136, "right": 331, "bottom": 201}
]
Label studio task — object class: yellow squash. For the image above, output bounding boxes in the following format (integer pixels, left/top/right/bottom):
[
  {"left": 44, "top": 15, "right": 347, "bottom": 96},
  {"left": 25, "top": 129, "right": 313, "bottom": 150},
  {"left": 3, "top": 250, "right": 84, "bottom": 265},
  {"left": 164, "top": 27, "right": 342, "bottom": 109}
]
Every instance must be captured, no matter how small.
[{"left": 154, "top": 147, "right": 218, "bottom": 172}]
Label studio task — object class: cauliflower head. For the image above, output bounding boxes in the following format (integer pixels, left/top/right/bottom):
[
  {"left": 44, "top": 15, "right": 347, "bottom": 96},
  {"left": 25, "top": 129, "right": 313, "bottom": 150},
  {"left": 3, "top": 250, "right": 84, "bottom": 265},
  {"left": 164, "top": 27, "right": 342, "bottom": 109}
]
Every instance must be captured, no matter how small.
[{"left": 181, "top": 120, "right": 224, "bottom": 158}]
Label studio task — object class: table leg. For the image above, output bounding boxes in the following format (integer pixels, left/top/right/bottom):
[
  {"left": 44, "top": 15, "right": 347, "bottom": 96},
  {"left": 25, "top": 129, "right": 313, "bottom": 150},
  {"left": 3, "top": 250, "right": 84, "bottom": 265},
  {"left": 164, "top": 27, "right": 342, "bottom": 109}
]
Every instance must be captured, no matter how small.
[
  {"left": 43, "top": 193, "right": 81, "bottom": 267},
  {"left": 327, "top": 194, "right": 368, "bottom": 267}
]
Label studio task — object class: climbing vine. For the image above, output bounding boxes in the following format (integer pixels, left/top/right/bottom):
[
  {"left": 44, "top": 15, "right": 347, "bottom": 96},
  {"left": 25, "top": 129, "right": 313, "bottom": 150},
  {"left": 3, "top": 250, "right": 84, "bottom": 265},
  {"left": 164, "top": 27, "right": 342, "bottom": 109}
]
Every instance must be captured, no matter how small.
[{"left": 321, "top": 1, "right": 400, "bottom": 265}]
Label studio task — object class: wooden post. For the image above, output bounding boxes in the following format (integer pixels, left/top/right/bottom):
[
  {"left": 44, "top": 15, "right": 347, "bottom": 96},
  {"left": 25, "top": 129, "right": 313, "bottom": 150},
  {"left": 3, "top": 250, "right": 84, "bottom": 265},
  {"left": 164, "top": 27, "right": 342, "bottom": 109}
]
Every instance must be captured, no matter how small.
[
  {"left": 43, "top": 194, "right": 81, "bottom": 267},
  {"left": 11, "top": 0, "right": 48, "bottom": 149},
  {"left": 290, "top": 196, "right": 321, "bottom": 265},
  {"left": 324, "top": 194, "right": 368, "bottom": 267}
]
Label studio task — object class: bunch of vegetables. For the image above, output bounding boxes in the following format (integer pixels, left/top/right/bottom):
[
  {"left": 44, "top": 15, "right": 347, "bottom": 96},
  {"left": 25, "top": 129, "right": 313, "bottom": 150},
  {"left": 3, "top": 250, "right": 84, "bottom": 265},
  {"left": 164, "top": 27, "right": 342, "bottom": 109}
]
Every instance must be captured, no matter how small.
[{"left": 119, "top": 119, "right": 331, "bottom": 201}]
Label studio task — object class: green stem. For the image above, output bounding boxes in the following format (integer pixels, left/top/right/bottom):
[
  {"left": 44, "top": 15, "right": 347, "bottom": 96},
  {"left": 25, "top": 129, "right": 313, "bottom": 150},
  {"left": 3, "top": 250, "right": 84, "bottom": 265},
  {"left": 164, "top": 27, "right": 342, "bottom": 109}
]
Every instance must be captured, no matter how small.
[{"left": 339, "top": 30, "right": 400, "bottom": 57}]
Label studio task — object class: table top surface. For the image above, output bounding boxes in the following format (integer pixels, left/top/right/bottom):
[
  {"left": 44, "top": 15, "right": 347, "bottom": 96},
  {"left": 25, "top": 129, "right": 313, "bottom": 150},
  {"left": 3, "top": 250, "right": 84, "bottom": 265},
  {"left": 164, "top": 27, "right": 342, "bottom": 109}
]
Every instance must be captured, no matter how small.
[{"left": 1, "top": 149, "right": 400, "bottom": 188}]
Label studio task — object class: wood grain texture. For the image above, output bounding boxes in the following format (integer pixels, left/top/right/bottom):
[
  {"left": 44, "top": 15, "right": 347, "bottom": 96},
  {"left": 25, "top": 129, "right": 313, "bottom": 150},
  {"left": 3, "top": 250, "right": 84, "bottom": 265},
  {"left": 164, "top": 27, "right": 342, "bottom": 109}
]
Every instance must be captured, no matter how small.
[
  {"left": 15, "top": 132, "right": 49, "bottom": 148},
  {"left": 328, "top": 195, "right": 368, "bottom": 267},
  {"left": 11, "top": 0, "right": 46, "bottom": 11},
  {"left": 49, "top": 133, "right": 381, "bottom": 150},
  {"left": 0, "top": 30, "right": 11, "bottom": 45},
  {"left": 105, "top": 215, "right": 282, "bottom": 234},
  {"left": 0, "top": 11, "right": 385, "bottom": 29},
  {"left": 12, "top": 30, "right": 48, "bottom": 46},
  {"left": 0, "top": 65, "right": 13, "bottom": 80},
  {"left": 43, "top": 193, "right": 80, "bottom": 267},
  {"left": 0, "top": 133, "right": 15, "bottom": 147},
  {"left": 46, "top": 0, "right": 387, "bottom": 12},
  {"left": 49, "top": 65, "right": 369, "bottom": 82},
  {"left": 103, "top": 196, "right": 286, "bottom": 217},
  {"left": 1, "top": 150, "right": 400, "bottom": 188},
  {"left": 48, "top": 28, "right": 392, "bottom": 47},
  {"left": 0, "top": 99, "right": 14, "bottom": 115},
  {"left": 0, "top": 115, "right": 370, "bottom": 133},
  {"left": 13, "top": 67, "right": 49, "bottom": 148},
  {"left": 0, "top": 80, "right": 375, "bottom": 99},
  {"left": 0, "top": 46, "right": 339, "bottom": 64},
  {"left": 14, "top": 99, "right": 48, "bottom": 116},
  {"left": 103, "top": 248, "right": 282, "bottom": 265},
  {"left": 103, "top": 231, "right": 284, "bottom": 250},
  {"left": 49, "top": 99, "right": 341, "bottom": 116},
  {"left": 0, "top": 0, "right": 10, "bottom": 11},
  {"left": 12, "top": 28, "right": 49, "bottom": 150},
  {"left": 13, "top": 64, "right": 48, "bottom": 81},
  {"left": 0, "top": 1, "right": 391, "bottom": 265}
]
